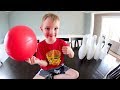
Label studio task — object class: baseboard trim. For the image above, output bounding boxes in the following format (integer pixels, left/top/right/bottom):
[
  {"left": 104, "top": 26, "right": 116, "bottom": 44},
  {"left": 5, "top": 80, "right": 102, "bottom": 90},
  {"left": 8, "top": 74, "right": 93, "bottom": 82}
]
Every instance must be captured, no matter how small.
[{"left": 109, "top": 50, "right": 120, "bottom": 60}]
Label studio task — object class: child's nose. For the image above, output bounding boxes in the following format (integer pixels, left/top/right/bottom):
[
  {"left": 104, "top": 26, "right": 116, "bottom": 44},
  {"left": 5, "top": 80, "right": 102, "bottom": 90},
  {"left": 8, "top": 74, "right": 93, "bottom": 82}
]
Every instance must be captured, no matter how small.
[{"left": 49, "top": 29, "right": 55, "bottom": 35}]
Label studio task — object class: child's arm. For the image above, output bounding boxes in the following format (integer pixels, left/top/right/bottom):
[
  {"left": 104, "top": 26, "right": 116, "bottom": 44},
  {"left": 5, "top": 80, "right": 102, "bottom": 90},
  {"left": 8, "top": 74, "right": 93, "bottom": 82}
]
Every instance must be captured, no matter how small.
[
  {"left": 62, "top": 46, "right": 74, "bottom": 58},
  {"left": 26, "top": 56, "right": 48, "bottom": 67}
]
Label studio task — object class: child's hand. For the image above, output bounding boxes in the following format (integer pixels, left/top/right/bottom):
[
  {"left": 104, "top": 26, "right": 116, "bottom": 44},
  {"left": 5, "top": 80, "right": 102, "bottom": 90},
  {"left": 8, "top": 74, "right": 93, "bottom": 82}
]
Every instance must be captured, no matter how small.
[
  {"left": 62, "top": 46, "right": 72, "bottom": 55},
  {"left": 26, "top": 56, "right": 48, "bottom": 66},
  {"left": 62, "top": 46, "right": 74, "bottom": 58},
  {"left": 26, "top": 56, "right": 36, "bottom": 65}
]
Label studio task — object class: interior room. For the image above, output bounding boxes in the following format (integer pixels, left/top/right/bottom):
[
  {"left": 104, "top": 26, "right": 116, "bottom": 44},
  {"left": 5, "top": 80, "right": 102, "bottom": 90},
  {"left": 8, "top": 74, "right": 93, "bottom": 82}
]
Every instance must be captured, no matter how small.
[{"left": 0, "top": 11, "right": 120, "bottom": 79}]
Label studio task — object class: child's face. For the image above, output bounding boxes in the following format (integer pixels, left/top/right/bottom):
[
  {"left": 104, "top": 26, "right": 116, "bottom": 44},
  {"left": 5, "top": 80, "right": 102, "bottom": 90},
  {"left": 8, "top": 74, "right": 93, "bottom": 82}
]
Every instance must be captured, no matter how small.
[{"left": 41, "top": 18, "right": 60, "bottom": 41}]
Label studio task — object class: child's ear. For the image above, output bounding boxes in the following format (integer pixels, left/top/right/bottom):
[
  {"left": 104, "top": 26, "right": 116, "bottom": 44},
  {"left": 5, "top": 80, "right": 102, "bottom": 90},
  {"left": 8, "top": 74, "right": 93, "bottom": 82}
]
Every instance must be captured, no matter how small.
[{"left": 40, "top": 26, "right": 42, "bottom": 31}]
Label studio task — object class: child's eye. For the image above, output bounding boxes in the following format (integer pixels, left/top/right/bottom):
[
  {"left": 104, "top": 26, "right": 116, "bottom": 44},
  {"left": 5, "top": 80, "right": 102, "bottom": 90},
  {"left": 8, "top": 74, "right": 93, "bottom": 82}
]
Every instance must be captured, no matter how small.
[
  {"left": 45, "top": 28, "right": 50, "bottom": 30},
  {"left": 54, "top": 28, "right": 58, "bottom": 30}
]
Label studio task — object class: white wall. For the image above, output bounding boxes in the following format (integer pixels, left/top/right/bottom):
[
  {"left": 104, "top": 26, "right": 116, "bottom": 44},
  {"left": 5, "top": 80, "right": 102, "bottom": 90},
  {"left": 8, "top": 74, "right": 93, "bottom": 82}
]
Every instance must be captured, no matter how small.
[
  {"left": 8, "top": 11, "right": 44, "bottom": 36},
  {"left": 0, "top": 12, "right": 9, "bottom": 44},
  {"left": 58, "top": 11, "right": 84, "bottom": 35},
  {"left": 83, "top": 13, "right": 92, "bottom": 34},
  {"left": 8, "top": 11, "right": 85, "bottom": 38}
]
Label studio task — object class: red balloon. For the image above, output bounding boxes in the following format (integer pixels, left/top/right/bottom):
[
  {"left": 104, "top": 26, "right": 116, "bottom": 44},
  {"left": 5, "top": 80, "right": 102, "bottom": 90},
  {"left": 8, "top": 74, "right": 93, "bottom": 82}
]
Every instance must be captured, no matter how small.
[{"left": 4, "top": 25, "right": 37, "bottom": 62}]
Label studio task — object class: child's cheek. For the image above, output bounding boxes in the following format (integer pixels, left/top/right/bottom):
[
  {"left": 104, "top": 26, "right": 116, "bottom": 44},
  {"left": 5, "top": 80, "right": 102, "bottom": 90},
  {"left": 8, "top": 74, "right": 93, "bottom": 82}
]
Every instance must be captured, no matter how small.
[{"left": 45, "top": 33, "right": 49, "bottom": 38}]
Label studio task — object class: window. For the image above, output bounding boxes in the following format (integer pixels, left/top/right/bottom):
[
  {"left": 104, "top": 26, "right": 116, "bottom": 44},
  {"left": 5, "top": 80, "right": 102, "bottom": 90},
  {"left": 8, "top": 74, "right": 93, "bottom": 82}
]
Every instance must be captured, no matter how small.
[{"left": 101, "top": 16, "right": 120, "bottom": 42}]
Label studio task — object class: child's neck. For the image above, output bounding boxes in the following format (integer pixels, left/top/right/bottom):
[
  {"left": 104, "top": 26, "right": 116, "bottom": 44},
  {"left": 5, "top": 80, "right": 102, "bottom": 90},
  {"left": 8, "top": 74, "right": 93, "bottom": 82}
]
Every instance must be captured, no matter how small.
[{"left": 45, "top": 38, "right": 56, "bottom": 44}]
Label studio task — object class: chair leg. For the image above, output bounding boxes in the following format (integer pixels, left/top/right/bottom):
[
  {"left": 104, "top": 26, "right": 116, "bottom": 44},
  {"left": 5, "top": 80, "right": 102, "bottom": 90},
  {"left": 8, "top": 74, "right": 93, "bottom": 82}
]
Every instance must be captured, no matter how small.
[
  {"left": 74, "top": 40, "right": 76, "bottom": 48},
  {"left": 77, "top": 40, "right": 79, "bottom": 48},
  {"left": 75, "top": 40, "right": 79, "bottom": 48}
]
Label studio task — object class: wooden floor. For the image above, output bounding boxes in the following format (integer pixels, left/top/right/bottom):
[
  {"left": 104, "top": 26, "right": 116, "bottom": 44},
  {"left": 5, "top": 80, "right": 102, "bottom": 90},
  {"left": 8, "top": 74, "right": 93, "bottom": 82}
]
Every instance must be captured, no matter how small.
[
  {"left": 0, "top": 48, "right": 120, "bottom": 79},
  {"left": 65, "top": 48, "right": 120, "bottom": 79}
]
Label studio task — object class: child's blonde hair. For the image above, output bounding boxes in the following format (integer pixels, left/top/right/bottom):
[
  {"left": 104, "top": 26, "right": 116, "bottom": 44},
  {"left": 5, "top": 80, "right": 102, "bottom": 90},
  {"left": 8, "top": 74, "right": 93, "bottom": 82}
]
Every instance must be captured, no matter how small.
[{"left": 42, "top": 13, "right": 60, "bottom": 23}]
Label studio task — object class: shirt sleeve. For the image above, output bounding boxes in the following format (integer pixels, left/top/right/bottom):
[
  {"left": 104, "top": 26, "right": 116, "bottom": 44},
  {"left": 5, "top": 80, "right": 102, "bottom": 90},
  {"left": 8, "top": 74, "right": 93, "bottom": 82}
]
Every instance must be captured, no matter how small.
[{"left": 62, "top": 40, "right": 70, "bottom": 46}]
